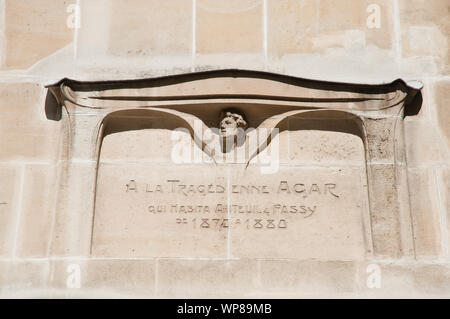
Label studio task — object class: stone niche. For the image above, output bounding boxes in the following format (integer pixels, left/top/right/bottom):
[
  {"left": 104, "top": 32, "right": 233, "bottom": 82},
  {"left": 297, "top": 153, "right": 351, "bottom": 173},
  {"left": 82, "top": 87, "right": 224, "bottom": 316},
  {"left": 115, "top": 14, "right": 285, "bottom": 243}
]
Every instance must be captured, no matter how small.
[{"left": 47, "top": 70, "right": 420, "bottom": 261}]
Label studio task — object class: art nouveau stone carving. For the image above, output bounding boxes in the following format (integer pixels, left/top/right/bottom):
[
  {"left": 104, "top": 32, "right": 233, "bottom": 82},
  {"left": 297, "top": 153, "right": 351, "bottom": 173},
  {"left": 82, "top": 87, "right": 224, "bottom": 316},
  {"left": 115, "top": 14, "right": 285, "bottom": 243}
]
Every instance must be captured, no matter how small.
[
  {"left": 218, "top": 110, "right": 248, "bottom": 152},
  {"left": 219, "top": 110, "right": 248, "bottom": 138},
  {"left": 47, "top": 69, "right": 421, "bottom": 259}
]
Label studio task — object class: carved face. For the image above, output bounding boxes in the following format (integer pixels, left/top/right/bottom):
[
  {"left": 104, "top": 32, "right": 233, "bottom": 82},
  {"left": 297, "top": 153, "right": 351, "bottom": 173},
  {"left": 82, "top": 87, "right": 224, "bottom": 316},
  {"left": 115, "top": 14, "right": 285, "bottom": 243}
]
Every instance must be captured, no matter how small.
[{"left": 219, "top": 111, "right": 247, "bottom": 138}]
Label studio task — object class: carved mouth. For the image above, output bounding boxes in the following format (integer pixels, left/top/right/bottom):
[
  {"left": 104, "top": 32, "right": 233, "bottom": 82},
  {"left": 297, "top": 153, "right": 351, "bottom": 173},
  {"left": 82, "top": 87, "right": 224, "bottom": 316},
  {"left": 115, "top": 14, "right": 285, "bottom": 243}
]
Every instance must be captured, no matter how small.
[{"left": 220, "top": 127, "right": 238, "bottom": 136}]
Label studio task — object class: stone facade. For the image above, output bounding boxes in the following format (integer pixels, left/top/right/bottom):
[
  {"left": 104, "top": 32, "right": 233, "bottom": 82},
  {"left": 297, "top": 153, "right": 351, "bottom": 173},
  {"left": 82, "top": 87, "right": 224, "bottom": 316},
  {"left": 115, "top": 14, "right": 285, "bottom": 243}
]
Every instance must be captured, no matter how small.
[{"left": 0, "top": 0, "right": 449, "bottom": 298}]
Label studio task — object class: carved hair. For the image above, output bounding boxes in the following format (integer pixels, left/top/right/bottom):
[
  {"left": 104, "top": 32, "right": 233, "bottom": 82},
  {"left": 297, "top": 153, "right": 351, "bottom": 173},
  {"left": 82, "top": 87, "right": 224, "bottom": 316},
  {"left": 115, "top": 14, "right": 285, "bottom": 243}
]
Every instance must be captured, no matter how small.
[{"left": 218, "top": 110, "right": 248, "bottom": 131}]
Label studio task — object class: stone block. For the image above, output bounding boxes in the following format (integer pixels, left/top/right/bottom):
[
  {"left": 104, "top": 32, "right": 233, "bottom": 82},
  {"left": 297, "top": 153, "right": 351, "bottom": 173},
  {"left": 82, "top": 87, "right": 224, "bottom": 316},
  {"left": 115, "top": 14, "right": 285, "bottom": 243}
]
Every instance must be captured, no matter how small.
[
  {"left": 357, "top": 262, "right": 450, "bottom": 297},
  {"left": 434, "top": 80, "right": 450, "bottom": 149},
  {"left": 107, "top": 0, "right": 192, "bottom": 57},
  {"left": 85, "top": 259, "right": 156, "bottom": 297},
  {"left": 0, "top": 83, "right": 60, "bottom": 161},
  {"left": 2, "top": 0, "right": 73, "bottom": 70},
  {"left": 157, "top": 259, "right": 258, "bottom": 298},
  {"left": 405, "top": 120, "right": 448, "bottom": 166},
  {"left": 408, "top": 168, "right": 443, "bottom": 258},
  {"left": 15, "top": 165, "right": 57, "bottom": 258},
  {"left": 438, "top": 168, "right": 450, "bottom": 258},
  {"left": 399, "top": 0, "right": 449, "bottom": 74},
  {"left": 2, "top": 260, "right": 50, "bottom": 297},
  {"left": 268, "top": 0, "right": 394, "bottom": 56},
  {"left": 259, "top": 259, "right": 357, "bottom": 297},
  {"left": 0, "top": 165, "right": 19, "bottom": 257},
  {"left": 196, "top": 0, "right": 263, "bottom": 54}
]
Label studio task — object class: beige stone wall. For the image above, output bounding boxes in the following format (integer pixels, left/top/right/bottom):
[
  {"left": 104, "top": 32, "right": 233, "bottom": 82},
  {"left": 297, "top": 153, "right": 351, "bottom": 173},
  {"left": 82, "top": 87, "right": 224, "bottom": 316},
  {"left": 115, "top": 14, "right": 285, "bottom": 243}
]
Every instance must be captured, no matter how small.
[{"left": 0, "top": 0, "right": 449, "bottom": 298}]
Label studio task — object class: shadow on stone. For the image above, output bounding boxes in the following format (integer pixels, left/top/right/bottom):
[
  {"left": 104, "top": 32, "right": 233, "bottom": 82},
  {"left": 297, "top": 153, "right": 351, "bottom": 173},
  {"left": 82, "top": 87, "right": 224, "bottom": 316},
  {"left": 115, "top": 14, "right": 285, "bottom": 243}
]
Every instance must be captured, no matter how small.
[
  {"left": 45, "top": 89, "right": 61, "bottom": 121},
  {"left": 404, "top": 89, "right": 423, "bottom": 117}
]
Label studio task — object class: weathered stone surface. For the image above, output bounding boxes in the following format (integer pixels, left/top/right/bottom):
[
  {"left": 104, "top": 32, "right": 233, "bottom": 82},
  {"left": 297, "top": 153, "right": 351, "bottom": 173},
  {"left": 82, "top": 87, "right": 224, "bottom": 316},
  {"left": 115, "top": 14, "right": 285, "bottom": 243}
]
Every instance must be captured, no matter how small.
[
  {"left": 399, "top": 0, "right": 450, "bottom": 74},
  {"left": 50, "top": 162, "right": 98, "bottom": 256},
  {"left": 408, "top": 168, "right": 443, "bottom": 258},
  {"left": 405, "top": 120, "right": 448, "bottom": 166},
  {"left": 286, "top": 117, "right": 365, "bottom": 164},
  {"left": 259, "top": 260, "right": 357, "bottom": 297},
  {"left": 266, "top": 0, "right": 318, "bottom": 56},
  {"left": 319, "top": 0, "right": 394, "bottom": 49},
  {"left": 0, "top": 261, "right": 7, "bottom": 296},
  {"left": 2, "top": 0, "right": 73, "bottom": 70},
  {"left": 268, "top": 0, "right": 394, "bottom": 54},
  {"left": 229, "top": 166, "right": 368, "bottom": 260},
  {"left": 356, "top": 262, "right": 450, "bottom": 297},
  {"left": 0, "top": 83, "right": 59, "bottom": 161},
  {"left": 108, "top": 0, "right": 192, "bottom": 57},
  {"left": 434, "top": 80, "right": 450, "bottom": 148},
  {"left": 366, "top": 164, "right": 401, "bottom": 257},
  {"left": 75, "top": 0, "right": 193, "bottom": 77},
  {"left": 266, "top": 0, "right": 400, "bottom": 82},
  {"left": 196, "top": 0, "right": 263, "bottom": 54},
  {"left": 438, "top": 168, "right": 450, "bottom": 257},
  {"left": 0, "top": 166, "right": 19, "bottom": 257},
  {"left": 364, "top": 117, "right": 396, "bottom": 162},
  {"left": 2, "top": 260, "right": 49, "bottom": 297},
  {"left": 195, "top": 0, "right": 264, "bottom": 69},
  {"left": 92, "top": 164, "right": 228, "bottom": 258},
  {"left": 85, "top": 259, "right": 156, "bottom": 297},
  {"left": 48, "top": 259, "right": 86, "bottom": 289},
  {"left": 100, "top": 118, "right": 194, "bottom": 164},
  {"left": 15, "top": 165, "right": 57, "bottom": 258},
  {"left": 157, "top": 259, "right": 258, "bottom": 298}
]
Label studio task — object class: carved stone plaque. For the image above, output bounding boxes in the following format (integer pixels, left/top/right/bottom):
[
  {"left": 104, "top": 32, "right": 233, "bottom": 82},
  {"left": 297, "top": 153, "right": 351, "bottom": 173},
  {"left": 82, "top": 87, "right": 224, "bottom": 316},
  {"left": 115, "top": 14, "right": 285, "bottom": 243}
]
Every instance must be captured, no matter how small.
[
  {"left": 92, "top": 122, "right": 369, "bottom": 259},
  {"left": 48, "top": 70, "right": 420, "bottom": 260}
]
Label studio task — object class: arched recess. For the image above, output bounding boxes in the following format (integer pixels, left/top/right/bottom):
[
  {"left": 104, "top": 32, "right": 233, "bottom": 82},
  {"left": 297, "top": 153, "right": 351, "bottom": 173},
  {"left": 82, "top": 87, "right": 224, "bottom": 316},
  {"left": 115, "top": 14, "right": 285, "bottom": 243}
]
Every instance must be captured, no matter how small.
[
  {"left": 89, "top": 107, "right": 374, "bottom": 260},
  {"left": 91, "top": 108, "right": 223, "bottom": 258},
  {"left": 241, "top": 109, "right": 373, "bottom": 259}
]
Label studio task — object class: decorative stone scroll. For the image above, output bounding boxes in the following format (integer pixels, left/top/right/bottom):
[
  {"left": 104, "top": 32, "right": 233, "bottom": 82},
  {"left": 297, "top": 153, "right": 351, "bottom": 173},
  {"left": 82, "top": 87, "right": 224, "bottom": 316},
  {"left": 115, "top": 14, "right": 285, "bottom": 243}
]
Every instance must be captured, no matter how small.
[{"left": 47, "top": 69, "right": 421, "bottom": 259}]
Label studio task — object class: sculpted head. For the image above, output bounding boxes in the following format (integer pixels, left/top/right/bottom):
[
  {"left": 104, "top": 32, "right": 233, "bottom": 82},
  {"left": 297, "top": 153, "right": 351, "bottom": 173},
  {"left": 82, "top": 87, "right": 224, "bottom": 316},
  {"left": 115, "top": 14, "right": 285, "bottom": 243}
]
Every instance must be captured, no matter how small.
[{"left": 218, "top": 110, "right": 248, "bottom": 138}]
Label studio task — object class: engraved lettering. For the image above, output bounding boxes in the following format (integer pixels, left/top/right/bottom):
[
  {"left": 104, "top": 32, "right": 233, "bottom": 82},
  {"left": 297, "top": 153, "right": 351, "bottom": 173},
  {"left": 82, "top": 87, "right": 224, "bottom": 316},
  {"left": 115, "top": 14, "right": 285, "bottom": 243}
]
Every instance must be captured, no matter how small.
[
  {"left": 254, "top": 219, "right": 263, "bottom": 228},
  {"left": 126, "top": 180, "right": 137, "bottom": 192},
  {"left": 325, "top": 183, "right": 339, "bottom": 198},
  {"left": 167, "top": 179, "right": 180, "bottom": 193},
  {"left": 278, "top": 181, "right": 290, "bottom": 194},
  {"left": 200, "top": 218, "right": 210, "bottom": 228},
  {"left": 309, "top": 183, "right": 321, "bottom": 195}
]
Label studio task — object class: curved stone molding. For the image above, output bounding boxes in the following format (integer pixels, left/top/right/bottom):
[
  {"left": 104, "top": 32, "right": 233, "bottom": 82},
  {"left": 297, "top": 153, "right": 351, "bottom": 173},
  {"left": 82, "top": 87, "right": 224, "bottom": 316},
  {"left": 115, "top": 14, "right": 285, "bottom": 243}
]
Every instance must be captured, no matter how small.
[{"left": 47, "top": 69, "right": 420, "bottom": 259}]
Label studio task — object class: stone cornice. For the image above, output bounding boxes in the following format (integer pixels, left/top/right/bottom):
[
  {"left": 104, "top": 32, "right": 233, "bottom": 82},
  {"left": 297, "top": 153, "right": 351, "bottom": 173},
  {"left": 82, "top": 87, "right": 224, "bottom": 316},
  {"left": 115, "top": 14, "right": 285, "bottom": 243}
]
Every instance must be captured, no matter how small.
[{"left": 47, "top": 69, "right": 420, "bottom": 112}]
